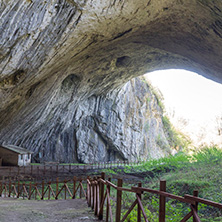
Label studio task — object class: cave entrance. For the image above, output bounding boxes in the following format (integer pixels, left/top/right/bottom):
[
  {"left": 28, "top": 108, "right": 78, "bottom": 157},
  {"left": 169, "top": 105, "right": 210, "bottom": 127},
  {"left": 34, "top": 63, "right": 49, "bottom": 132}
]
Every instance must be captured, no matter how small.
[{"left": 145, "top": 69, "right": 222, "bottom": 147}]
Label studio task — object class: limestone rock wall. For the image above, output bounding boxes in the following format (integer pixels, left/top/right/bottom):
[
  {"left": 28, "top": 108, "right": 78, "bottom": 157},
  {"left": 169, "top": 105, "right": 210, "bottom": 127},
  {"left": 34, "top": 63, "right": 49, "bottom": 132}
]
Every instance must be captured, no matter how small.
[
  {"left": 0, "top": 76, "right": 170, "bottom": 163},
  {"left": 75, "top": 77, "right": 170, "bottom": 163},
  {"left": 1, "top": 0, "right": 222, "bottom": 162}
]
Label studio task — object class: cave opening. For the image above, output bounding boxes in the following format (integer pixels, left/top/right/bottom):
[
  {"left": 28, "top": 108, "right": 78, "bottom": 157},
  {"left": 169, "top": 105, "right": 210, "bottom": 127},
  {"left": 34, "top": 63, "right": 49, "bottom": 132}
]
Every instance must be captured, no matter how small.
[{"left": 145, "top": 69, "right": 222, "bottom": 147}]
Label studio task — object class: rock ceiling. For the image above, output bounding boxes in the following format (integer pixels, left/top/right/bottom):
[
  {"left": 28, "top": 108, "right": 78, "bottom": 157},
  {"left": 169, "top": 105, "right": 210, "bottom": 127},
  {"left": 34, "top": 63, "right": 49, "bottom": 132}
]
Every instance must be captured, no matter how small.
[{"left": 0, "top": 0, "right": 222, "bottom": 160}]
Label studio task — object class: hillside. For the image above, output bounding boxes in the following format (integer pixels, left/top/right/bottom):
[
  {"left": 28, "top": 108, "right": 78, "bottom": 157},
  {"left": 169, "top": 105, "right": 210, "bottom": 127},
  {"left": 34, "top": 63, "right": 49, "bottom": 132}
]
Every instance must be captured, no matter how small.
[{"left": 104, "top": 147, "right": 222, "bottom": 221}]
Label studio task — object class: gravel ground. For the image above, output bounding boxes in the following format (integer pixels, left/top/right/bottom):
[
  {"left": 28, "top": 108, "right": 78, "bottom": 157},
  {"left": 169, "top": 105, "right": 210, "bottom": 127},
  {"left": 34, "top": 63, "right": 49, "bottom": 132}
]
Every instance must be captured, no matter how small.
[{"left": 0, "top": 198, "right": 99, "bottom": 222}]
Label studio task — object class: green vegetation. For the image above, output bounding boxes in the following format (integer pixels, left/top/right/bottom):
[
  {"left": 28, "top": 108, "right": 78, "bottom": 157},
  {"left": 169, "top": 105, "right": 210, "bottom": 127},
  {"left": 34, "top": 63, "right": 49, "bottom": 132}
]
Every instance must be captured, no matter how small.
[
  {"left": 162, "top": 115, "right": 191, "bottom": 151},
  {"left": 105, "top": 147, "right": 222, "bottom": 221},
  {"left": 145, "top": 77, "right": 191, "bottom": 152}
]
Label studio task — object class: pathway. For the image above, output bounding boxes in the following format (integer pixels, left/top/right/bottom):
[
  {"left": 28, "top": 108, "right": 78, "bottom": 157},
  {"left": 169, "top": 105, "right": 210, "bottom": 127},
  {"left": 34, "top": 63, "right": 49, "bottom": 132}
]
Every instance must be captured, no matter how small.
[{"left": 0, "top": 198, "right": 98, "bottom": 222}]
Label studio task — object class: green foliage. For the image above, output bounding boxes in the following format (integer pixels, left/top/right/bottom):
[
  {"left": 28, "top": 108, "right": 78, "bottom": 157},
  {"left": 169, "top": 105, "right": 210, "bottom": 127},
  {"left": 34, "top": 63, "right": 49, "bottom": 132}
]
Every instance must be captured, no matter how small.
[
  {"left": 120, "top": 147, "right": 222, "bottom": 221},
  {"left": 162, "top": 115, "right": 191, "bottom": 150},
  {"left": 103, "top": 168, "right": 118, "bottom": 175},
  {"left": 144, "top": 78, "right": 165, "bottom": 112},
  {"left": 123, "top": 206, "right": 157, "bottom": 222},
  {"left": 156, "top": 133, "right": 171, "bottom": 153},
  {"left": 192, "top": 146, "right": 222, "bottom": 163},
  {"left": 153, "top": 89, "right": 165, "bottom": 112},
  {"left": 130, "top": 151, "right": 191, "bottom": 174}
]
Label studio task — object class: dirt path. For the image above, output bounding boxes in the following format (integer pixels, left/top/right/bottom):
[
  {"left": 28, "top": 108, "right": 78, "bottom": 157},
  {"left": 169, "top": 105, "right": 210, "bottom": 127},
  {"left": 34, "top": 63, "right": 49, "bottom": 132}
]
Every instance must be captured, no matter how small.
[{"left": 0, "top": 198, "right": 99, "bottom": 222}]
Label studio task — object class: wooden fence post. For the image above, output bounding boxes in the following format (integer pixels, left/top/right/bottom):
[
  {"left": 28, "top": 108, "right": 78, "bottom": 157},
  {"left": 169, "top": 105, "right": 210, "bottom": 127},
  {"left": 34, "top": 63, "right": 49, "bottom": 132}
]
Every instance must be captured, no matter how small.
[
  {"left": 35, "top": 183, "right": 38, "bottom": 200},
  {"left": 48, "top": 181, "right": 51, "bottom": 200},
  {"left": 43, "top": 164, "right": 46, "bottom": 176},
  {"left": 64, "top": 180, "right": 67, "bottom": 200},
  {"left": 106, "top": 178, "right": 111, "bottom": 222},
  {"left": 41, "top": 180, "right": 45, "bottom": 200},
  {"left": 0, "top": 181, "right": 2, "bottom": 197},
  {"left": 56, "top": 178, "right": 59, "bottom": 199},
  {"left": 91, "top": 178, "right": 94, "bottom": 210},
  {"left": 73, "top": 176, "right": 76, "bottom": 199},
  {"left": 97, "top": 176, "right": 101, "bottom": 215},
  {"left": 193, "top": 190, "right": 199, "bottom": 222},
  {"left": 99, "top": 172, "right": 105, "bottom": 220},
  {"left": 17, "top": 180, "right": 20, "bottom": 198},
  {"left": 87, "top": 177, "right": 91, "bottom": 207},
  {"left": 95, "top": 177, "right": 99, "bottom": 216},
  {"left": 50, "top": 166, "right": 52, "bottom": 176},
  {"left": 80, "top": 179, "right": 82, "bottom": 199},
  {"left": 137, "top": 182, "right": 142, "bottom": 222},
  {"left": 8, "top": 180, "right": 12, "bottom": 197},
  {"left": 29, "top": 182, "right": 32, "bottom": 199},
  {"left": 90, "top": 178, "right": 93, "bottom": 208},
  {"left": 22, "top": 183, "right": 25, "bottom": 199},
  {"left": 18, "top": 167, "right": 20, "bottom": 176},
  {"left": 56, "top": 164, "right": 58, "bottom": 174},
  {"left": 159, "top": 180, "right": 166, "bottom": 222},
  {"left": 3, "top": 183, "right": 6, "bottom": 197},
  {"left": 93, "top": 177, "right": 97, "bottom": 211},
  {"left": 116, "top": 178, "right": 123, "bottom": 222}
]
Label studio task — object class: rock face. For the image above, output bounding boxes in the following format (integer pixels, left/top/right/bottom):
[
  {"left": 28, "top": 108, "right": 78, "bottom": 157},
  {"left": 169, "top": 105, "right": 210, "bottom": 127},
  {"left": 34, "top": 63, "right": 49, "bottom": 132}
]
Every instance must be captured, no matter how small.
[
  {"left": 1, "top": 0, "right": 222, "bottom": 162},
  {"left": 74, "top": 77, "right": 170, "bottom": 163},
  {"left": 0, "top": 75, "right": 171, "bottom": 163}
]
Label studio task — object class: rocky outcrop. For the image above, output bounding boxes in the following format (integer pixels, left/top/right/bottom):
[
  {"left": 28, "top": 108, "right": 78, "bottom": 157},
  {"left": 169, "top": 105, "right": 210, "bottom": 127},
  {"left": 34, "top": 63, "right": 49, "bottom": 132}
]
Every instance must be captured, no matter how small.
[
  {"left": 74, "top": 77, "right": 170, "bottom": 163},
  {"left": 0, "top": 76, "right": 170, "bottom": 163},
  {"left": 1, "top": 0, "right": 222, "bottom": 162}
]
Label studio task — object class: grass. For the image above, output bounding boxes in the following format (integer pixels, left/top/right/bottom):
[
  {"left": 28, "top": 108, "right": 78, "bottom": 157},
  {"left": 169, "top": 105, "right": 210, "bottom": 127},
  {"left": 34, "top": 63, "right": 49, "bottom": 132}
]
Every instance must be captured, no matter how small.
[
  {"left": 103, "top": 146, "right": 222, "bottom": 221},
  {"left": 146, "top": 147, "right": 222, "bottom": 220}
]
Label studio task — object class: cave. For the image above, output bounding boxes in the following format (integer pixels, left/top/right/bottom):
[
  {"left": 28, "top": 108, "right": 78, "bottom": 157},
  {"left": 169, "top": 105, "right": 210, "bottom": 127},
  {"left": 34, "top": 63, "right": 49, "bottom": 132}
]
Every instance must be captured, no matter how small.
[{"left": 0, "top": 0, "right": 222, "bottom": 163}]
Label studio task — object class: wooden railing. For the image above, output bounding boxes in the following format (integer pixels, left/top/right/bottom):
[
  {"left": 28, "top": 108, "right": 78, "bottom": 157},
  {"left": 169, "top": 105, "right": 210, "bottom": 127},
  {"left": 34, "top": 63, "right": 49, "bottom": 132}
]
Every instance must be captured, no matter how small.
[
  {"left": 1, "top": 172, "right": 221, "bottom": 221},
  {"left": 0, "top": 177, "right": 86, "bottom": 200},
  {"left": 87, "top": 173, "right": 222, "bottom": 222},
  {"left": 0, "top": 160, "right": 140, "bottom": 179}
]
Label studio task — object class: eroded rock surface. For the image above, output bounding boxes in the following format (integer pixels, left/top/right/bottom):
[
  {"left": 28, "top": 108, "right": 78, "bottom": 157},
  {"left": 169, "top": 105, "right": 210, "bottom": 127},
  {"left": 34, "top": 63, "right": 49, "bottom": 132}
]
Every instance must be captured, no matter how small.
[
  {"left": 1, "top": 0, "right": 222, "bottom": 162},
  {"left": 1, "top": 76, "right": 171, "bottom": 162}
]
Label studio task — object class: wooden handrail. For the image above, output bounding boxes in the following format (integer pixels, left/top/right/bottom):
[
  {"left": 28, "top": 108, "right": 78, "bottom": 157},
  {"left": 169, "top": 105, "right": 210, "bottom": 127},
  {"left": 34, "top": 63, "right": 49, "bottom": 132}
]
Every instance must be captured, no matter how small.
[
  {"left": 132, "top": 187, "right": 195, "bottom": 204},
  {"left": 117, "top": 187, "right": 136, "bottom": 192},
  {"left": 98, "top": 178, "right": 106, "bottom": 184},
  {"left": 1, "top": 171, "right": 222, "bottom": 222},
  {"left": 106, "top": 180, "right": 117, "bottom": 189},
  {"left": 90, "top": 173, "right": 222, "bottom": 222},
  {"left": 185, "top": 194, "right": 222, "bottom": 209}
]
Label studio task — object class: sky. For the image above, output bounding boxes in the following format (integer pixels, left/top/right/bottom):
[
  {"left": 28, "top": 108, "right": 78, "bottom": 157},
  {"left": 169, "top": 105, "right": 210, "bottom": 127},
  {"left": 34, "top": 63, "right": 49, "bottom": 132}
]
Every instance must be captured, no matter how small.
[{"left": 145, "top": 69, "right": 222, "bottom": 147}]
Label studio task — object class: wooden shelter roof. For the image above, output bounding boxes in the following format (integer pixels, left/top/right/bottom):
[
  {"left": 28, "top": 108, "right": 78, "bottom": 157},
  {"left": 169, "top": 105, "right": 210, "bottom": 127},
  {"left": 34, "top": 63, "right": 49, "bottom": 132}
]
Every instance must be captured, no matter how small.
[{"left": 0, "top": 144, "right": 33, "bottom": 154}]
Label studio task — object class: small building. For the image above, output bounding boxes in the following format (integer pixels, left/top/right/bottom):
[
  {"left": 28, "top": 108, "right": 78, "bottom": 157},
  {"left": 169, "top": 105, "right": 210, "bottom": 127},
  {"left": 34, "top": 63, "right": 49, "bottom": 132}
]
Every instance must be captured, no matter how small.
[{"left": 0, "top": 144, "right": 33, "bottom": 166}]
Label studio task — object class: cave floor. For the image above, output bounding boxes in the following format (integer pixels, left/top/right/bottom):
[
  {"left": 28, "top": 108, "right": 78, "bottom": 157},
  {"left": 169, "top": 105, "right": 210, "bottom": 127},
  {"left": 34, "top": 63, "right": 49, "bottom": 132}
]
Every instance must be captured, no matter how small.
[{"left": 0, "top": 198, "right": 98, "bottom": 222}]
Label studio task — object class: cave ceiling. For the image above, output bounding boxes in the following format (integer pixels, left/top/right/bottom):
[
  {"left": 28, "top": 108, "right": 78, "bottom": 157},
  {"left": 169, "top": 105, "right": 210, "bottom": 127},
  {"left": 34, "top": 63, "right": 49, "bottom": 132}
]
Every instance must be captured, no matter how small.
[{"left": 0, "top": 0, "right": 222, "bottom": 148}]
